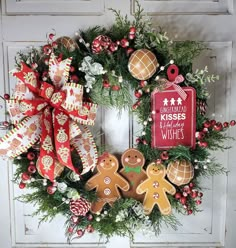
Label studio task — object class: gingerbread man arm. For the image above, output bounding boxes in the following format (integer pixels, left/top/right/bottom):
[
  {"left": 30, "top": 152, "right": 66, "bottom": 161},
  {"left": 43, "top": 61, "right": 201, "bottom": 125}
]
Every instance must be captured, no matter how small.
[
  {"left": 114, "top": 172, "right": 130, "bottom": 191},
  {"left": 85, "top": 173, "right": 100, "bottom": 191},
  {"left": 136, "top": 180, "right": 149, "bottom": 195},
  {"left": 161, "top": 179, "right": 176, "bottom": 195}
]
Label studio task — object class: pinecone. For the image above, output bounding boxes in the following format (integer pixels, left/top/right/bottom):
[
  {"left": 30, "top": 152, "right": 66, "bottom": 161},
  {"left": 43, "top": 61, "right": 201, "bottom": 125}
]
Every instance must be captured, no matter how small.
[
  {"left": 197, "top": 99, "right": 207, "bottom": 116},
  {"left": 69, "top": 198, "right": 91, "bottom": 216}
]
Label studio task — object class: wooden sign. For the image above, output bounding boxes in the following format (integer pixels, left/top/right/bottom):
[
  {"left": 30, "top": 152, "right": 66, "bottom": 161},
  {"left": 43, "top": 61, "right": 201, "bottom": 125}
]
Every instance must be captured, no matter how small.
[{"left": 151, "top": 86, "right": 196, "bottom": 149}]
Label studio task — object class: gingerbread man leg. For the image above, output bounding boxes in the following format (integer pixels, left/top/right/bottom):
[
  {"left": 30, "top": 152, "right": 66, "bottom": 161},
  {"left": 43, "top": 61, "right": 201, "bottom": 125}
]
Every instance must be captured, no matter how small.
[
  {"left": 143, "top": 197, "right": 155, "bottom": 215},
  {"left": 91, "top": 201, "right": 105, "bottom": 213},
  {"left": 156, "top": 192, "right": 172, "bottom": 215}
]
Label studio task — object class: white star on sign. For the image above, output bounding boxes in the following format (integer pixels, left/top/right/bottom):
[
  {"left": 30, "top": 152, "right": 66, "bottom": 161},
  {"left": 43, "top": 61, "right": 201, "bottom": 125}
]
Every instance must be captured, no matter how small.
[
  {"left": 163, "top": 98, "right": 168, "bottom": 106},
  {"left": 170, "top": 98, "right": 175, "bottom": 105},
  {"left": 177, "top": 97, "right": 182, "bottom": 105}
]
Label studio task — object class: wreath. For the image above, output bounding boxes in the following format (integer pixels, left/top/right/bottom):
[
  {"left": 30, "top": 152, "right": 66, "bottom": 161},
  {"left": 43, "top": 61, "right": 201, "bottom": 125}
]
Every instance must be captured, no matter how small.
[{"left": 1, "top": 1, "right": 235, "bottom": 241}]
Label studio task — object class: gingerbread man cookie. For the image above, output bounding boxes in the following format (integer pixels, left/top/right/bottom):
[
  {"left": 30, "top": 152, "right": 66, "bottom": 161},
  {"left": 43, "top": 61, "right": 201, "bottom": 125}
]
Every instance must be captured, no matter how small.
[
  {"left": 85, "top": 152, "right": 129, "bottom": 213},
  {"left": 136, "top": 162, "right": 176, "bottom": 215},
  {"left": 120, "top": 148, "right": 147, "bottom": 201}
]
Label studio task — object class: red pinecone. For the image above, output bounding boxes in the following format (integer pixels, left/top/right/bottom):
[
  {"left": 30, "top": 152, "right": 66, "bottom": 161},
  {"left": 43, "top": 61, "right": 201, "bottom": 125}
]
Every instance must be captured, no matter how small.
[{"left": 69, "top": 198, "right": 91, "bottom": 216}]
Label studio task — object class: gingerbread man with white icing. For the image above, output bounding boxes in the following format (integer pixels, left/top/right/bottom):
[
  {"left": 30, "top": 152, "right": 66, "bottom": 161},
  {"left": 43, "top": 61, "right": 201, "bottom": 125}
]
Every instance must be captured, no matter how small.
[
  {"left": 85, "top": 152, "right": 129, "bottom": 213},
  {"left": 136, "top": 162, "right": 176, "bottom": 215},
  {"left": 120, "top": 148, "right": 147, "bottom": 201}
]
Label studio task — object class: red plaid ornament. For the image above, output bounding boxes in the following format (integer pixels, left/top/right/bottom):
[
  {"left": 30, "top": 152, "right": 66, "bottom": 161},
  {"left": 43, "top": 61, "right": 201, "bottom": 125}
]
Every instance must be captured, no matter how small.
[{"left": 69, "top": 198, "right": 91, "bottom": 216}]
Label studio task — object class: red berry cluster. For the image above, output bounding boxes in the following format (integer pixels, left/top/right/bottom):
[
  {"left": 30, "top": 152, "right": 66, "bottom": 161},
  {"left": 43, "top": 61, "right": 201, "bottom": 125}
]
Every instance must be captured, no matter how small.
[
  {"left": 92, "top": 35, "right": 117, "bottom": 54},
  {"left": 102, "top": 79, "right": 121, "bottom": 91},
  {"left": 19, "top": 152, "right": 36, "bottom": 189},
  {"left": 132, "top": 80, "right": 150, "bottom": 110},
  {"left": 91, "top": 26, "right": 136, "bottom": 56},
  {"left": 67, "top": 213, "right": 94, "bottom": 238},
  {"left": 196, "top": 119, "right": 236, "bottom": 148},
  {"left": 175, "top": 183, "right": 203, "bottom": 215}
]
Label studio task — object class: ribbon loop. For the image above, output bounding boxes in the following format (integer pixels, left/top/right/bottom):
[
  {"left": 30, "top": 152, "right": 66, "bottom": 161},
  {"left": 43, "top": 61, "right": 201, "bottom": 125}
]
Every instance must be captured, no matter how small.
[{"left": 165, "top": 75, "right": 187, "bottom": 100}]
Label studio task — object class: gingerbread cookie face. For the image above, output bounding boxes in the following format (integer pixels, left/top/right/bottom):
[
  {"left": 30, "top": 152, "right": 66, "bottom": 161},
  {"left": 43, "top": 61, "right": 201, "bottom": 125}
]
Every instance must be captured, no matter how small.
[
  {"left": 122, "top": 148, "right": 145, "bottom": 167},
  {"left": 136, "top": 162, "right": 176, "bottom": 215},
  {"left": 147, "top": 163, "right": 165, "bottom": 177},
  {"left": 120, "top": 148, "right": 147, "bottom": 201},
  {"left": 98, "top": 152, "right": 119, "bottom": 171},
  {"left": 85, "top": 152, "right": 129, "bottom": 213}
]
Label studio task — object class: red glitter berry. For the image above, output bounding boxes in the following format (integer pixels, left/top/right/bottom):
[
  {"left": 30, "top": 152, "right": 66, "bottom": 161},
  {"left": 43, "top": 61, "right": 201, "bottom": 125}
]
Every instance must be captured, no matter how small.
[
  {"left": 77, "top": 229, "right": 84, "bottom": 237},
  {"left": 19, "top": 182, "right": 26, "bottom": 189},
  {"left": 21, "top": 172, "right": 30, "bottom": 181},
  {"left": 230, "top": 120, "right": 236, "bottom": 126},
  {"left": 4, "top": 94, "right": 10, "bottom": 100},
  {"left": 175, "top": 192, "right": 182, "bottom": 199},
  {"left": 27, "top": 152, "right": 35, "bottom": 161},
  {"left": 188, "top": 209, "right": 193, "bottom": 215},
  {"left": 180, "top": 196, "right": 187, "bottom": 205},
  {"left": 28, "top": 165, "right": 36, "bottom": 174}
]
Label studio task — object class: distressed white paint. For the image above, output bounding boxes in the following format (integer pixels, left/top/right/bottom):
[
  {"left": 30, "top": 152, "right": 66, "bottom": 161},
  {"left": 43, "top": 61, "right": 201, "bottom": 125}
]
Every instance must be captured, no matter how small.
[
  {"left": 0, "top": 0, "right": 236, "bottom": 248},
  {"left": 131, "top": 0, "right": 233, "bottom": 15}
]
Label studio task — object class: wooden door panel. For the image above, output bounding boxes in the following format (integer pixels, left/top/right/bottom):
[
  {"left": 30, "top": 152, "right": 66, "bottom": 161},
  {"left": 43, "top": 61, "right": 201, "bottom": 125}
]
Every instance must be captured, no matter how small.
[{"left": 1, "top": 0, "right": 236, "bottom": 247}]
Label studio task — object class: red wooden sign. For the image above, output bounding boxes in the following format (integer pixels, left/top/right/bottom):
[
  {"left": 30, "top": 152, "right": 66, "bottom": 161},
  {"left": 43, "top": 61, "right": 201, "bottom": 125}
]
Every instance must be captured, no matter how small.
[{"left": 151, "top": 86, "right": 196, "bottom": 149}]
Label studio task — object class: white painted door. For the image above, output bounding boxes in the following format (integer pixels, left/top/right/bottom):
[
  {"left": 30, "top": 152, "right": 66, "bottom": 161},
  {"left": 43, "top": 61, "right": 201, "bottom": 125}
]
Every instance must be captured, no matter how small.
[{"left": 0, "top": 0, "right": 236, "bottom": 247}]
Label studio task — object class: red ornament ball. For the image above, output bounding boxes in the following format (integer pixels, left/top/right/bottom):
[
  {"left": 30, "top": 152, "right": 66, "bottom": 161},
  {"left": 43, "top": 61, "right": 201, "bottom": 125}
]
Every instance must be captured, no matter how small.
[
  {"left": 70, "top": 198, "right": 91, "bottom": 216},
  {"left": 77, "top": 229, "right": 84, "bottom": 237},
  {"left": 28, "top": 165, "right": 36, "bottom": 174},
  {"left": 21, "top": 172, "right": 30, "bottom": 181},
  {"left": 188, "top": 209, "right": 193, "bottom": 215},
  {"left": 129, "top": 26, "right": 136, "bottom": 34},
  {"left": 3, "top": 121, "right": 9, "bottom": 127},
  {"left": 27, "top": 152, "right": 35, "bottom": 161},
  {"left": 86, "top": 224, "right": 95, "bottom": 233},
  {"left": 195, "top": 131, "right": 205, "bottom": 140},
  {"left": 4, "top": 93, "right": 10, "bottom": 100},
  {"left": 180, "top": 196, "right": 187, "bottom": 205},
  {"left": 129, "top": 33, "right": 135, "bottom": 40},
  {"left": 109, "top": 43, "right": 118, "bottom": 52},
  {"left": 160, "top": 151, "right": 169, "bottom": 160},
  {"left": 223, "top": 122, "right": 229, "bottom": 128},
  {"left": 111, "top": 85, "right": 120, "bottom": 91},
  {"left": 213, "top": 122, "right": 223, "bottom": 131},
  {"left": 71, "top": 216, "right": 79, "bottom": 224},
  {"left": 67, "top": 227, "right": 74, "bottom": 233},
  {"left": 175, "top": 192, "right": 182, "bottom": 199},
  {"left": 198, "top": 192, "right": 203, "bottom": 198},
  {"left": 128, "top": 49, "right": 159, "bottom": 80},
  {"left": 19, "top": 182, "right": 26, "bottom": 189},
  {"left": 47, "top": 186, "right": 57, "bottom": 195},
  {"left": 230, "top": 120, "right": 236, "bottom": 126},
  {"left": 204, "top": 121, "right": 211, "bottom": 128},
  {"left": 210, "top": 119, "right": 216, "bottom": 126},
  {"left": 139, "top": 80, "right": 147, "bottom": 88},
  {"left": 120, "top": 38, "right": 129, "bottom": 48},
  {"left": 189, "top": 182, "right": 194, "bottom": 188},
  {"left": 190, "top": 191, "right": 198, "bottom": 199},
  {"left": 70, "top": 74, "right": 79, "bottom": 83},
  {"left": 126, "top": 48, "right": 134, "bottom": 56},
  {"left": 134, "top": 89, "right": 143, "bottom": 98},
  {"left": 196, "top": 200, "right": 202, "bottom": 205},
  {"left": 103, "top": 80, "right": 110, "bottom": 88},
  {"left": 87, "top": 214, "right": 93, "bottom": 221},
  {"left": 198, "top": 141, "right": 208, "bottom": 148}
]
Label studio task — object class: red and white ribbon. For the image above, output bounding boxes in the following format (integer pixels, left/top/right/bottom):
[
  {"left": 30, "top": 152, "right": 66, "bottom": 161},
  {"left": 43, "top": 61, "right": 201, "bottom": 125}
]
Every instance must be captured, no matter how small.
[{"left": 0, "top": 53, "right": 98, "bottom": 181}]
